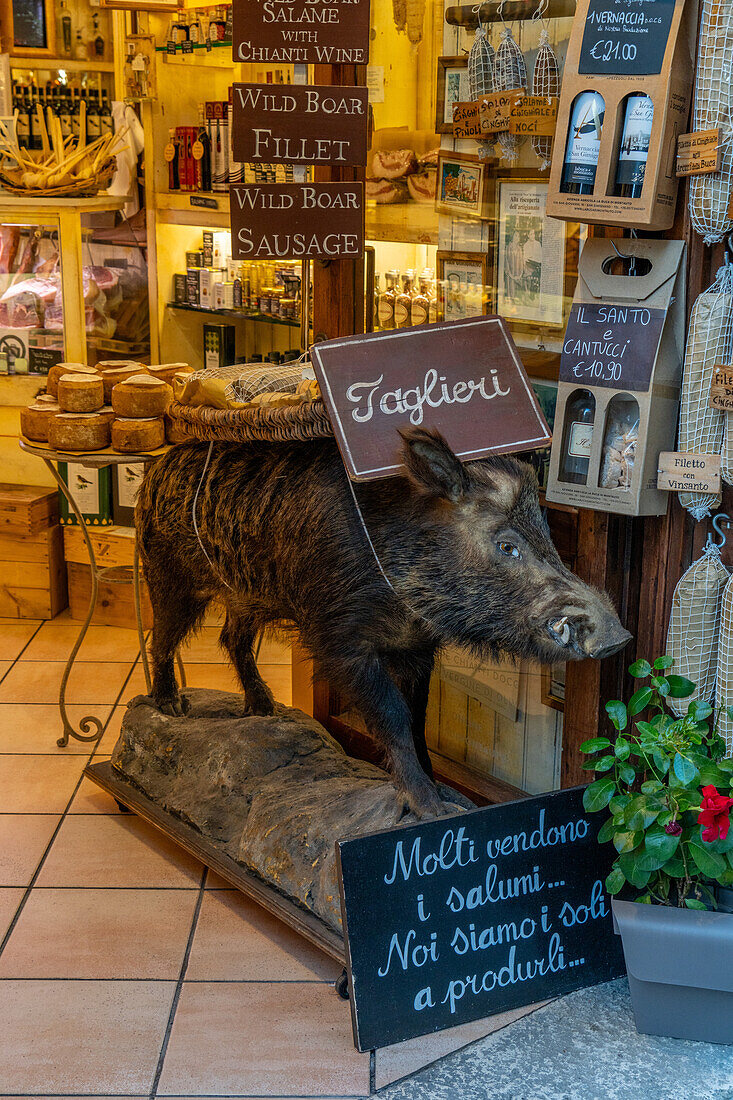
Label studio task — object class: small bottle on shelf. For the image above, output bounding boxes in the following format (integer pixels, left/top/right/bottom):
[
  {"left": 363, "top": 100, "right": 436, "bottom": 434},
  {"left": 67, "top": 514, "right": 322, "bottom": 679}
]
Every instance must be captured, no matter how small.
[
  {"left": 15, "top": 88, "right": 30, "bottom": 150},
  {"left": 410, "top": 272, "right": 431, "bottom": 326},
  {"left": 558, "top": 389, "right": 595, "bottom": 485},
  {"left": 70, "top": 88, "right": 81, "bottom": 140},
  {"left": 614, "top": 93, "right": 653, "bottom": 198},
  {"left": 88, "top": 13, "right": 106, "bottom": 60},
  {"left": 58, "top": 0, "right": 73, "bottom": 56},
  {"left": 560, "top": 91, "right": 605, "bottom": 195},
  {"left": 58, "top": 89, "right": 72, "bottom": 140},
  {"left": 378, "top": 270, "right": 398, "bottom": 330},
  {"left": 193, "top": 105, "right": 212, "bottom": 191},
  {"left": 166, "top": 127, "right": 180, "bottom": 191},
  {"left": 394, "top": 271, "right": 415, "bottom": 328},
  {"left": 74, "top": 29, "right": 87, "bottom": 61}
]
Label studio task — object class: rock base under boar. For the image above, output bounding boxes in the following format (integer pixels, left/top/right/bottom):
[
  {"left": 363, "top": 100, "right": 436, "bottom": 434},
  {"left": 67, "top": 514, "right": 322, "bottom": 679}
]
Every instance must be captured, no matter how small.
[{"left": 111, "top": 688, "right": 467, "bottom": 934}]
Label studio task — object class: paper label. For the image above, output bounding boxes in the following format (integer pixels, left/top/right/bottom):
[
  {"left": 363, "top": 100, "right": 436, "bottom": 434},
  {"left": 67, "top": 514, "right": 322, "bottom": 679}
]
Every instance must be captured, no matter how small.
[{"left": 568, "top": 421, "right": 593, "bottom": 458}]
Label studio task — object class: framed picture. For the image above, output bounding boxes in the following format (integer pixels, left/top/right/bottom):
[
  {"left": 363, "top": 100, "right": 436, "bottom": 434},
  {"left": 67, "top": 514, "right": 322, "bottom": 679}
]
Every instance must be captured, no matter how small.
[
  {"left": 541, "top": 664, "right": 565, "bottom": 713},
  {"left": 491, "top": 170, "right": 579, "bottom": 333},
  {"left": 0, "top": 0, "right": 56, "bottom": 56},
  {"left": 435, "top": 56, "right": 469, "bottom": 135},
  {"left": 435, "top": 151, "right": 489, "bottom": 220},
  {"left": 436, "top": 250, "right": 488, "bottom": 323}
]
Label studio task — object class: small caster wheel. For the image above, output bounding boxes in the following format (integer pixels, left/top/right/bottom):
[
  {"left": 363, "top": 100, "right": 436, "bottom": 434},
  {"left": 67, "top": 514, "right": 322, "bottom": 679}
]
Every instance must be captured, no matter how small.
[
  {"left": 335, "top": 969, "right": 350, "bottom": 1000},
  {"left": 115, "top": 799, "right": 132, "bottom": 814}
]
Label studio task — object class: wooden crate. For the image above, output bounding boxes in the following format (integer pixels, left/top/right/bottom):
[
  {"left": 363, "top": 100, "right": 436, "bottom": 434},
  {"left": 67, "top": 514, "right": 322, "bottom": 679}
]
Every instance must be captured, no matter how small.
[
  {"left": 0, "top": 484, "right": 58, "bottom": 536},
  {"left": 64, "top": 525, "right": 152, "bottom": 629},
  {"left": 0, "top": 525, "right": 68, "bottom": 619}
]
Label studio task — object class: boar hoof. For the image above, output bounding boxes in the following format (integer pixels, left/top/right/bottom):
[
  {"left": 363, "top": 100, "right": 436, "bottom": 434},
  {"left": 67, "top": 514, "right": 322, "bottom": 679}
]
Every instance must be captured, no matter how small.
[
  {"left": 402, "top": 780, "right": 450, "bottom": 820},
  {"left": 156, "top": 694, "right": 186, "bottom": 718}
]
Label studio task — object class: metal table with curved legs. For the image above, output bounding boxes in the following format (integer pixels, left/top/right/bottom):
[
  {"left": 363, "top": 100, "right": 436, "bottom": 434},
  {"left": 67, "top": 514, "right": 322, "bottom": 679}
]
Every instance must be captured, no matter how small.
[{"left": 19, "top": 439, "right": 185, "bottom": 748}]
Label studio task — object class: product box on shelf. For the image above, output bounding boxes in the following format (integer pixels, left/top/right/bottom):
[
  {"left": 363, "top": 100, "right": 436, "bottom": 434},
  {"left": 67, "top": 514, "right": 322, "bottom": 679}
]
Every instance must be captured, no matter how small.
[
  {"left": 57, "top": 463, "right": 113, "bottom": 526},
  {"left": 545, "top": 0, "right": 697, "bottom": 231},
  {"left": 545, "top": 239, "right": 685, "bottom": 517},
  {"left": 203, "top": 323, "right": 235, "bottom": 369},
  {"left": 112, "top": 462, "right": 146, "bottom": 527}
]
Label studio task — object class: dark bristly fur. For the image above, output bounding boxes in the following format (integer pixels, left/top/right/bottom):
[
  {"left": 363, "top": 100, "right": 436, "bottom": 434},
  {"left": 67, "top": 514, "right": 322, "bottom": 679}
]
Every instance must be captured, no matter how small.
[{"left": 136, "top": 428, "right": 631, "bottom": 818}]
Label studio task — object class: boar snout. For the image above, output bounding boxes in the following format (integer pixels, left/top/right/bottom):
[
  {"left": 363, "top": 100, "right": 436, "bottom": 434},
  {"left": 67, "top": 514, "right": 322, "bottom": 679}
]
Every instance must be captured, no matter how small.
[
  {"left": 545, "top": 594, "right": 632, "bottom": 662},
  {"left": 583, "top": 626, "right": 633, "bottom": 661}
]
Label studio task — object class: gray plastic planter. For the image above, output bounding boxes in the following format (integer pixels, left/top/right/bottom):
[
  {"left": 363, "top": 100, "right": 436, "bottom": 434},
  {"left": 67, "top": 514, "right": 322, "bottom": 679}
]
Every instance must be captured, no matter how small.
[{"left": 613, "top": 897, "right": 733, "bottom": 1044}]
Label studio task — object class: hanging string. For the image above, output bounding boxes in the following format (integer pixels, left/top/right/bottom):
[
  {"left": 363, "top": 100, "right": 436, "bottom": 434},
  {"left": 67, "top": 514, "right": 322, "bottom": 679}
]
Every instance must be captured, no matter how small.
[{"left": 192, "top": 440, "right": 232, "bottom": 590}]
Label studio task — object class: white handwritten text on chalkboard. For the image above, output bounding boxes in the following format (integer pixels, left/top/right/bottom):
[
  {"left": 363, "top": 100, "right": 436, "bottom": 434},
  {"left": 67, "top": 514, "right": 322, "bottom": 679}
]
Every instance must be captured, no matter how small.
[{"left": 559, "top": 303, "right": 666, "bottom": 392}]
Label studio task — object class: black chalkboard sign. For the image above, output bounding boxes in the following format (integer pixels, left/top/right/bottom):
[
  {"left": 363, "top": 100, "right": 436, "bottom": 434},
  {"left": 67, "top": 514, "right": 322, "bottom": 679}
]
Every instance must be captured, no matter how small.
[
  {"left": 29, "top": 346, "right": 62, "bottom": 377},
  {"left": 559, "top": 303, "right": 666, "bottom": 392},
  {"left": 336, "top": 786, "right": 625, "bottom": 1052},
  {"left": 578, "top": 0, "right": 676, "bottom": 76}
]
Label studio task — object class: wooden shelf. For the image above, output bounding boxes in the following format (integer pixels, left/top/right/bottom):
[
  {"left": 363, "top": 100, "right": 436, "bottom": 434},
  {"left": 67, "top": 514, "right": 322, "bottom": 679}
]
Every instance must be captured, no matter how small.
[
  {"left": 155, "top": 190, "right": 229, "bottom": 228},
  {"left": 168, "top": 302, "right": 299, "bottom": 328},
  {"left": 0, "top": 195, "right": 125, "bottom": 214},
  {"left": 10, "top": 58, "right": 115, "bottom": 73},
  {"left": 366, "top": 202, "right": 439, "bottom": 246}
]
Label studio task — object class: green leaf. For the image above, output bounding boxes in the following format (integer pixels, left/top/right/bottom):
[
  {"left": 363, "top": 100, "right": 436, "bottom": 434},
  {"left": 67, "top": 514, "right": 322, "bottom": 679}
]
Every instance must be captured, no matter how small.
[
  {"left": 618, "top": 852, "right": 651, "bottom": 889},
  {"left": 654, "top": 657, "right": 674, "bottom": 670},
  {"left": 597, "top": 817, "right": 617, "bottom": 844},
  {"left": 673, "top": 753, "right": 700, "bottom": 785},
  {"left": 717, "top": 758, "right": 733, "bottom": 774},
  {"left": 688, "top": 700, "right": 713, "bottom": 721},
  {"left": 613, "top": 830, "right": 642, "bottom": 854},
  {"left": 651, "top": 676, "right": 671, "bottom": 696},
  {"left": 606, "top": 700, "right": 628, "bottom": 732},
  {"left": 685, "top": 898, "right": 708, "bottom": 910},
  {"left": 652, "top": 749, "right": 670, "bottom": 775},
  {"left": 606, "top": 866, "right": 625, "bottom": 894},
  {"left": 580, "top": 736, "right": 611, "bottom": 753},
  {"left": 624, "top": 794, "right": 663, "bottom": 831},
  {"left": 610, "top": 794, "right": 631, "bottom": 815},
  {"left": 583, "top": 776, "right": 616, "bottom": 813},
  {"left": 644, "top": 825, "right": 680, "bottom": 861},
  {"left": 690, "top": 841, "right": 727, "bottom": 879},
  {"left": 664, "top": 856, "right": 686, "bottom": 878},
  {"left": 614, "top": 738, "right": 631, "bottom": 761},
  {"left": 666, "top": 675, "right": 696, "bottom": 699},
  {"left": 635, "top": 850, "right": 668, "bottom": 873},
  {"left": 629, "top": 659, "right": 652, "bottom": 678},
  {"left": 618, "top": 763, "right": 636, "bottom": 786},
  {"left": 582, "top": 760, "right": 600, "bottom": 771},
  {"left": 641, "top": 779, "right": 663, "bottom": 794},
  {"left": 628, "top": 687, "right": 653, "bottom": 716},
  {"left": 594, "top": 755, "right": 616, "bottom": 772}
]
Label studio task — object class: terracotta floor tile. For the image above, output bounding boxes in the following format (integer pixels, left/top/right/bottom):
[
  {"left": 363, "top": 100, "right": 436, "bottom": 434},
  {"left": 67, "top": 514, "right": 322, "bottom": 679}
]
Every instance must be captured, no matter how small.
[
  {"left": 93, "top": 704, "right": 126, "bottom": 755},
  {"left": 0, "top": 979, "right": 175, "bottom": 1094},
  {"left": 0, "top": 703, "right": 113, "bottom": 754},
  {"left": 0, "top": 661, "right": 135, "bottom": 705},
  {"left": 186, "top": 889, "right": 341, "bottom": 982},
  {"left": 373, "top": 1001, "right": 549, "bottom": 1088},
  {"left": 125, "top": 661, "right": 291, "bottom": 706},
  {"left": 0, "top": 815, "right": 60, "bottom": 885},
  {"left": 0, "top": 888, "right": 24, "bottom": 940},
  {"left": 69, "top": 761, "right": 125, "bottom": 814},
  {"left": 22, "top": 617, "right": 144, "bottom": 663},
  {"left": 0, "top": 755, "right": 85, "bottom": 812},
  {"left": 0, "top": 663, "right": 12, "bottom": 683},
  {"left": 157, "top": 981, "right": 369, "bottom": 1096},
  {"left": 178, "top": 628, "right": 291, "bottom": 666},
  {"left": 35, "top": 813, "right": 203, "bottom": 887},
  {"left": 0, "top": 621, "right": 40, "bottom": 661},
  {"left": 0, "top": 887, "right": 198, "bottom": 978}
]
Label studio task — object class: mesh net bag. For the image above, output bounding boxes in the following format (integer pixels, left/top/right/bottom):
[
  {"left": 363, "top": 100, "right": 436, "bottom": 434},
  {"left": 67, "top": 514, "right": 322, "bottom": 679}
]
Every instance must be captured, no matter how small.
[
  {"left": 688, "top": 0, "right": 733, "bottom": 244},
  {"left": 531, "top": 29, "right": 560, "bottom": 170},
  {"left": 493, "top": 27, "right": 527, "bottom": 164},
  {"left": 468, "top": 23, "right": 496, "bottom": 160},
  {"left": 677, "top": 265, "right": 733, "bottom": 520},
  {"left": 716, "top": 573, "right": 733, "bottom": 751},
  {"left": 666, "top": 542, "right": 730, "bottom": 718}
]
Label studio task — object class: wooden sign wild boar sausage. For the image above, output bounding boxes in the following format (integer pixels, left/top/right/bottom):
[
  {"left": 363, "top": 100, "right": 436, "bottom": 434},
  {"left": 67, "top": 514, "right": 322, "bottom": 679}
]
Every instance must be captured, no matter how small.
[{"left": 136, "top": 428, "right": 631, "bottom": 818}]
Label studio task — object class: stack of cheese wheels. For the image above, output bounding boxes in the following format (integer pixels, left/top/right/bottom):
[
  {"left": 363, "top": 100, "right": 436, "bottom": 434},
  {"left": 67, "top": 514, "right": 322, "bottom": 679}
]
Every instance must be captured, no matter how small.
[
  {"left": 47, "top": 362, "right": 100, "bottom": 398},
  {"left": 110, "top": 374, "right": 171, "bottom": 453},
  {"left": 57, "top": 372, "right": 104, "bottom": 413},
  {"left": 21, "top": 396, "right": 61, "bottom": 442}
]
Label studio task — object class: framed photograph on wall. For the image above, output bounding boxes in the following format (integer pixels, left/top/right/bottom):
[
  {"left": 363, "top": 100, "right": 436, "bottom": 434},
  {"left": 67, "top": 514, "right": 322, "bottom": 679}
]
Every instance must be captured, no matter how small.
[
  {"left": 436, "top": 250, "right": 488, "bottom": 323},
  {"left": 0, "top": 0, "right": 56, "bottom": 56},
  {"left": 435, "top": 56, "right": 469, "bottom": 135},
  {"left": 435, "top": 151, "right": 489, "bottom": 220},
  {"left": 491, "top": 171, "right": 580, "bottom": 333}
]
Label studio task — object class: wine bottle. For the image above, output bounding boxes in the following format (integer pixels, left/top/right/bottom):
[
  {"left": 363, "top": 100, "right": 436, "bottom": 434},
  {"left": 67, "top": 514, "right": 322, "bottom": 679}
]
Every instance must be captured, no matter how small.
[
  {"left": 99, "top": 90, "right": 113, "bottom": 136},
  {"left": 86, "top": 90, "right": 101, "bottom": 142},
  {"left": 559, "top": 390, "right": 595, "bottom": 484},
  {"left": 561, "top": 91, "right": 605, "bottom": 195},
  {"left": 614, "top": 93, "right": 654, "bottom": 199},
  {"left": 193, "top": 105, "right": 212, "bottom": 191}
]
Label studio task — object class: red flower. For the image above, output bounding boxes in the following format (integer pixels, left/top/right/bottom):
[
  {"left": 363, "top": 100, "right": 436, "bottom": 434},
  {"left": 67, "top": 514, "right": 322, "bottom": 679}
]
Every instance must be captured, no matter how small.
[
  {"left": 697, "top": 785, "right": 733, "bottom": 842},
  {"left": 665, "top": 821, "right": 682, "bottom": 836}
]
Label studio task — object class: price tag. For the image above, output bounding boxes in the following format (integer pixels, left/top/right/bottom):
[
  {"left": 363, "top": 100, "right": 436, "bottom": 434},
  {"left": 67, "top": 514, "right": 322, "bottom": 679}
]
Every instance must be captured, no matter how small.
[
  {"left": 164, "top": 141, "right": 176, "bottom": 162},
  {"left": 182, "top": 39, "right": 193, "bottom": 54},
  {"left": 676, "top": 129, "right": 722, "bottom": 177},
  {"left": 559, "top": 303, "right": 666, "bottom": 392},
  {"left": 166, "top": 40, "right": 176, "bottom": 54},
  {"left": 191, "top": 139, "right": 204, "bottom": 161},
  {"left": 657, "top": 452, "right": 721, "bottom": 494},
  {"left": 708, "top": 364, "right": 733, "bottom": 411}
]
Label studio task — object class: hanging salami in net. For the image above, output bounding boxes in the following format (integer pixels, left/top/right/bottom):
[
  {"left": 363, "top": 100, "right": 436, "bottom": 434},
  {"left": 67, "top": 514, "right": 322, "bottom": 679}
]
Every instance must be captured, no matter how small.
[
  {"left": 493, "top": 26, "right": 527, "bottom": 164},
  {"left": 688, "top": 0, "right": 733, "bottom": 243},
  {"left": 531, "top": 29, "right": 560, "bottom": 170},
  {"left": 468, "top": 21, "right": 495, "bottom": 159}
]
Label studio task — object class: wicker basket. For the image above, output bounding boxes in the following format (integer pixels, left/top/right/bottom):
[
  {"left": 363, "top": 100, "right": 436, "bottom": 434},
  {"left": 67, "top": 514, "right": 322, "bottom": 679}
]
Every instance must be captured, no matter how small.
[
  {"left": 167, "top": 398, "right": 335, "bottom": 444},
  {"left": 0, "top": 159, "right": 116, "bottom": 198}
]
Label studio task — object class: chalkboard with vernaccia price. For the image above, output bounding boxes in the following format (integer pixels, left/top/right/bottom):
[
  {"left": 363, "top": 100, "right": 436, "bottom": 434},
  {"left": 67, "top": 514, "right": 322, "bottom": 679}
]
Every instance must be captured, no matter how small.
[
  {"left": 336, "top": 786, "right": 625, "bottom": 1052},
  {"left": 559, "top": 303, "right": 666, "bottom": 392},
  {"left": 579, "top": 0, "right": 676, "bottom": 76}
]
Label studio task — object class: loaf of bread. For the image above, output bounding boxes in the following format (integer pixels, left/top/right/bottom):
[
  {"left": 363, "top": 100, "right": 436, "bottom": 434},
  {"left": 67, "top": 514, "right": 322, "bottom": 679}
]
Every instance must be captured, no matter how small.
[
  {"left": 48, "top": 411, "right": 111, "bottom": 452},
  {"left": 111, "top": 416, "right": 165, "bottom": 453},
  {"left": 147, "top": 362, "right": 191, "bottom": 386},
  {"left": 20, "top": 400, "right": 60, "bottom": 441},
  {"left": 57, "top": 373, "right": 104, "bottom": 413},
  {"left": 47, "top": 362, "right": 99, "bottom": 398},
  {"left": 102, "top": 364, "right": 149, "bottom": 402},
  {"left": 112, "top": 374, "right": 172, "bottom": 418}
]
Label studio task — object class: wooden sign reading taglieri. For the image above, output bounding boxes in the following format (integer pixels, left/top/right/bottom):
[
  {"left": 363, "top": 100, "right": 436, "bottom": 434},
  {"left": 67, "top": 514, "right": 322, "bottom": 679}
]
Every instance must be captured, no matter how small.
[
  {"left": 310, "top": 315, "right": 551, "bottom": 482},
  {"left": 232, "top": 83, "right": 369, "bottom": 166},
  {"left": 232, "top": 0, "right": 370, "bottom": 66},
  {"left": 708, "top": 364, "right": 733, "bottom": 412},
  {"left": 676, "top": 129, "right": 722, "bottom": 177},
  {"left": 230, "top": 183, "right": 364, "bottom": 261},
  {"left": 657, "top": 452, "right": 722, "bottom": 495}
]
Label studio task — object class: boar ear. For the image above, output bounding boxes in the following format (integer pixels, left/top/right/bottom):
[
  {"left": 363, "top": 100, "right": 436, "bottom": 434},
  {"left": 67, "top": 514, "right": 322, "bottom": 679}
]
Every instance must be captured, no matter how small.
[{"left": 399, "top": 427, "right": 469, "bottom": 502}]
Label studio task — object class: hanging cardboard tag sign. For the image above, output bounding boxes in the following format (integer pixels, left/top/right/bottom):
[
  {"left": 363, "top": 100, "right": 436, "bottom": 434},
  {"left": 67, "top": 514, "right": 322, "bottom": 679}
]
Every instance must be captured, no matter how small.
[
  {"left": 676, "top": 129, "right": 722, "bottom": 177},
  {"left": 452, "top": 100, "right": 484, "bottom": 139},
  {"left": 509, "top": 95, "right": 558, "bottom": 137},
  {"left": 708, "top": 364, "right": 733, "bottom": 412},
  {"left": 479, "top": 90, "right": 522, "bottom": 135},
  {"left": 657, "top": 452, "right": 721, "bottom": 494}
]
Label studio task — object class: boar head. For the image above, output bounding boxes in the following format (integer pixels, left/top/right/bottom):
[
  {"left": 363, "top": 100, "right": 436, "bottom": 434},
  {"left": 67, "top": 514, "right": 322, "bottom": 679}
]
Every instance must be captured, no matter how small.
[{"left": 395, "top": 428, "right": 632, "bottom": 664}]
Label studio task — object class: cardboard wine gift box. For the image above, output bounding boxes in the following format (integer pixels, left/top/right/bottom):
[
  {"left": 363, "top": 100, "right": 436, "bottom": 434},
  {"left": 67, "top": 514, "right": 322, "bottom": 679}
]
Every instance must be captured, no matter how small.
[
  {"left": 545, "top": 0, "right": 697, "bottom": 231},
  {"left": 545, "top": 239, "right": 685, "bottom": 517}
]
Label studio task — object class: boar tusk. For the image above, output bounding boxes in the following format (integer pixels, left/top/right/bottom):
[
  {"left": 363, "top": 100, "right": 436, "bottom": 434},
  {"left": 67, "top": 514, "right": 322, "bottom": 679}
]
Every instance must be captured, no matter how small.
[{"left": 549, "top": 617, "right": 571, "bottom": 645}]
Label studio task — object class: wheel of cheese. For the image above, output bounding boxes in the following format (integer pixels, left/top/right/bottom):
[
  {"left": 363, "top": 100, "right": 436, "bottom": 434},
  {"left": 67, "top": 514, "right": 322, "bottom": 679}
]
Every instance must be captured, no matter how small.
[
  {"left": 111, "top": 416, "right": 165, "bottom": 454},
  {"left": 96, "top": 359, "right": 145, "bottom": 373},
  {"left": 36, "top": 393, "right": 60, "bottom": 406},
  {"left": 47, "top": 362, "right": 99, "bottom": 398},
  {"left": 57, "top": 373, "right": 104, "bottom": 413},
  {"left": 147, "top": 362, "right": 191, "bottom": 386},
  {"left": 111, "top": 374, "right": 172, "bottom": 418},
  {"left": 48, "top": 412, "right": 111, "bottom": 452},
  {"left": 98, "top": 405, "right": 116, "bottom": 427},
  {"left": 102, "top": 364, "right": 149, "bottom": 402},
  {"left": 20, "top": 401, "right": 60, "bottom": 442}
]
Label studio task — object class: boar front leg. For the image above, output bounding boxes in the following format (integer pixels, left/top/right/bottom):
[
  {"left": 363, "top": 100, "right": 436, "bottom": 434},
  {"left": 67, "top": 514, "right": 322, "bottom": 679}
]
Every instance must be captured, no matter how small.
[
  {"left": 348, "top": 653, "right": 446, "bottom": 819},
  {"left": 220, "top": 608, "right": 275, "bottom": 716}
]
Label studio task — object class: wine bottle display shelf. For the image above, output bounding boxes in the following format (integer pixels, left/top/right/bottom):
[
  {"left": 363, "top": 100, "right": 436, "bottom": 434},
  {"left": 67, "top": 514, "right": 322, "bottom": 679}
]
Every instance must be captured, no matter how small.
[{"left": 167, "top": 302, "right": 300, "bottom": 328}]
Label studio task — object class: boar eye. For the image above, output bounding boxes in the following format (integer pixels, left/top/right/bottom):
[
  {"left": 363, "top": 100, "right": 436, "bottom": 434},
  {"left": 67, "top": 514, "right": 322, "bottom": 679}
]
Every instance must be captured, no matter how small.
[{"left": 497, "top": 541, "right": 521, "bottom": 559}]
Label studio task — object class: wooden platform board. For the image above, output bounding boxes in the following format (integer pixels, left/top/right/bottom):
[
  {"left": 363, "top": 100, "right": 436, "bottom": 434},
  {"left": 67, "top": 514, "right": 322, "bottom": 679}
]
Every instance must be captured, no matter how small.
[{"left": 85, "top": 760, "right": 346, "bottom": 966}]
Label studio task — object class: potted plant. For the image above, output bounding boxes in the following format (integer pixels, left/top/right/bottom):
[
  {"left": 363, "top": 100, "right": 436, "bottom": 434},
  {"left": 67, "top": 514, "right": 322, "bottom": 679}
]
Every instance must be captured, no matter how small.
[{"left": 582, "top": 656, "right": 733, "bottom": 1044}]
